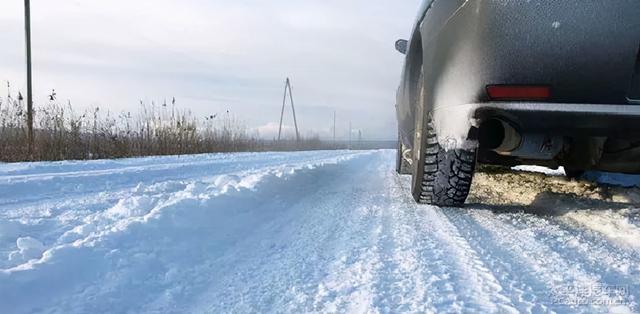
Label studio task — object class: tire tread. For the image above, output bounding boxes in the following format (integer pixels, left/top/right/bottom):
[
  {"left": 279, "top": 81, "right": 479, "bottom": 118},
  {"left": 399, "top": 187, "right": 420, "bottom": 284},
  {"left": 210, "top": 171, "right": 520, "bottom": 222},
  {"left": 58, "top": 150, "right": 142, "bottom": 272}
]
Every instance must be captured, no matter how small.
[{"left": 413, "top": 116, "right": 476, "bottom": 206}]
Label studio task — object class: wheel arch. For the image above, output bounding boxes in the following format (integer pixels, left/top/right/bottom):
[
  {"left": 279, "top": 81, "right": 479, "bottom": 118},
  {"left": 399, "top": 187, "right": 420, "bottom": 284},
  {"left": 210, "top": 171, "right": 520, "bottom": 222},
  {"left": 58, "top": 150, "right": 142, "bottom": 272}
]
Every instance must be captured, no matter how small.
[{"left": 399, "top": 26, "right": 424, "bottom": 150}]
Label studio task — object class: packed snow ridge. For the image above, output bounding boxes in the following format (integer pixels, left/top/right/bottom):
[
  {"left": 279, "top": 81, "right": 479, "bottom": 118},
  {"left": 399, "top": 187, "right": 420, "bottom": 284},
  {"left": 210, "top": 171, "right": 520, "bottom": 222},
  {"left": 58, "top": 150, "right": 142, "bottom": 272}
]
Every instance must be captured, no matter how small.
[{"left": 0, "top": 150, "right": 639, "bottom": 313}]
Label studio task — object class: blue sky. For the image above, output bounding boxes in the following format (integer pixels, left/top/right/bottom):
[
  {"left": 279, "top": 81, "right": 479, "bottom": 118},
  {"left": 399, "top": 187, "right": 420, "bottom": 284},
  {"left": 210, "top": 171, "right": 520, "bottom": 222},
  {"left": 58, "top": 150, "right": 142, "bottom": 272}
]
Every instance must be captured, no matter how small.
[{"left": 0, "top": 0, "right": 419, "bottom": 140}]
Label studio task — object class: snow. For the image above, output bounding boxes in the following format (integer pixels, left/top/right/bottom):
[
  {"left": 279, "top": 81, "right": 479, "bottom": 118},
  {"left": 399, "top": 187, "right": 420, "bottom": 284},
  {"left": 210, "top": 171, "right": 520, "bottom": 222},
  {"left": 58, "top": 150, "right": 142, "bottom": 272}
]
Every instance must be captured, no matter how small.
[
  {"left": 513, "top": 165, "right": 640, "bottom": 188},
  {"left": 0, "top": 150, "right": 639, "bottom": 313},
  {"left": 513, "top": 165, "right": 566, "bottom": 176},
  {"left": 9, "top": 237, "right": 45, "bottom": 263}
]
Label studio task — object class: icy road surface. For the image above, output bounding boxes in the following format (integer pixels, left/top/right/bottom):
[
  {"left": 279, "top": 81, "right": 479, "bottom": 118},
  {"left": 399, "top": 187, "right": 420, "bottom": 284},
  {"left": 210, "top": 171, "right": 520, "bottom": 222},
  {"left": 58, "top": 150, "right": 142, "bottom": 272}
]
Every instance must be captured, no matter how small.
[{"left": 1, "top": 150, "right": 640, "bottom": 313}]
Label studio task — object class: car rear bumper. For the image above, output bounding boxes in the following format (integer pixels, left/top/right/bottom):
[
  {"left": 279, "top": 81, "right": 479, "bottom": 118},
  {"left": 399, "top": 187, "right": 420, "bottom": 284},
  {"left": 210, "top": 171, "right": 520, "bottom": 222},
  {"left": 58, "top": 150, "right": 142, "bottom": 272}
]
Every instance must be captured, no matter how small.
[
  {"left": 434, "top": 102, "right": 640, "bottom": 149},
  {"left": 472, "top": 102, "right": 640, "bottom": 137}
]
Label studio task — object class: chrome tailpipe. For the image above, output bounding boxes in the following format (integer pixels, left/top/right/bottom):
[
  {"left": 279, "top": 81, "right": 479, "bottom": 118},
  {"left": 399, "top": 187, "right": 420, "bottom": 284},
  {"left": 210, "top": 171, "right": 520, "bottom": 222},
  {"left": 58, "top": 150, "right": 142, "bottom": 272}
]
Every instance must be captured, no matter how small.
[{"left": 480, "top": 119, "right": 562, "bottom": 160}]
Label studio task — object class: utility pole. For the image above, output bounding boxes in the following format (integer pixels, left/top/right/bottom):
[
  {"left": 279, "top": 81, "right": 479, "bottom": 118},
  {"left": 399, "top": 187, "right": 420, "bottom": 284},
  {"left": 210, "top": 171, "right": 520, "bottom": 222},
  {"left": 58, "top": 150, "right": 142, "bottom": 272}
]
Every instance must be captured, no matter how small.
[
  {"left": 277, "top": 78, "right": 300, "bottom": 142},
  {"left": 277, "top": 80, "right": 287, "bottom": 141},
  {"left": 348, "top": 121, "right": 352, "bottom": 150},
  {"left": 24, "top": 0, "right": 34, "bottom": 157},
  {"left": 287, "top": 78, "right": 300, "bottom": 142},
  {"left": 332, "top": 111, "right": 336, "bottom": 145}
]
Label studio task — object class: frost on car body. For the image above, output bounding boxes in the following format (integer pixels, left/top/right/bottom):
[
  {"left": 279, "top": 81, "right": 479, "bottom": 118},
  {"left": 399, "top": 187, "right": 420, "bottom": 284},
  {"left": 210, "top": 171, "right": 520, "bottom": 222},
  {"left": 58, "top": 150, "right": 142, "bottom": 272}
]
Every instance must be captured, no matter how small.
[{"left": 395, "top": 0, "right": 640, "bottom": 206}]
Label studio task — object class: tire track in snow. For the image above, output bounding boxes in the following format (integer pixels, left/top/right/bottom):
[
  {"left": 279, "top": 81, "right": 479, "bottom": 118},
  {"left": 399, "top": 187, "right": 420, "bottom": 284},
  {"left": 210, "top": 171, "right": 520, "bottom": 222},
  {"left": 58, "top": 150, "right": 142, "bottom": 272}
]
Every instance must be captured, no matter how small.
[
  {"left": 372, "top": 174, "right": 435, "bottom": 313},
  {"left": 463, "top": 209, "right": 634, "bottom": 313},
  {"left": 492, "top": 211, "right": 640, "bottom": 309},
  {"left": 374, "top": 173, "right": 494, "bottom": 312},
  {"left": 412, "top": 207, "right": 517, "bottom": 313},
  {"left": 394, "top": 176, "right": 517, "bottom": 313},
  {"left": 436, "top": 208, "right": 549, "bottom": 313},
  {"left": 186, "top": 152, "right": 387, "bottom": 313}
]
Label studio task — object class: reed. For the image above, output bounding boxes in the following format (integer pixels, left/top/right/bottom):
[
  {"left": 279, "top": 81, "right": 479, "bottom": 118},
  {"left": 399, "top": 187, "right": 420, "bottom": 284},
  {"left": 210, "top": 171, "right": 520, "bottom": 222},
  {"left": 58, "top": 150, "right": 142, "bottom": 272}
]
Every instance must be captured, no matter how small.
[{"left": 0, "top": 86, "right": 336, "bottom": 162}]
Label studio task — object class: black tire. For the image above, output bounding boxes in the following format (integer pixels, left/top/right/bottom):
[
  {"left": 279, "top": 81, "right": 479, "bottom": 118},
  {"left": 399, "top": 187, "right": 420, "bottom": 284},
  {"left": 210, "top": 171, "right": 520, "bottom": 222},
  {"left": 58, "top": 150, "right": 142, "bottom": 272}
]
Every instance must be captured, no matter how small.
[
  {"left": 396, "top": 133, "right": 411, "bottom": 175},
  {"left": 410, "top": 70, "right": 477, "bottom": 207}
]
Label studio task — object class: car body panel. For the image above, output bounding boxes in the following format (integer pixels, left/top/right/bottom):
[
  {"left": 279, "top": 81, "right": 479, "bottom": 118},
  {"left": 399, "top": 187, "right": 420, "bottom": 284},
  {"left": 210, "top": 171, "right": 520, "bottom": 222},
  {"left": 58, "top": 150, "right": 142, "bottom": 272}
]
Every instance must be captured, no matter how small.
[
  {"left": 396, "top": 0, "right": 640, "bottom": 153},
  {"left": 396, "top": 0, "right": 463, "bottom": 148}
]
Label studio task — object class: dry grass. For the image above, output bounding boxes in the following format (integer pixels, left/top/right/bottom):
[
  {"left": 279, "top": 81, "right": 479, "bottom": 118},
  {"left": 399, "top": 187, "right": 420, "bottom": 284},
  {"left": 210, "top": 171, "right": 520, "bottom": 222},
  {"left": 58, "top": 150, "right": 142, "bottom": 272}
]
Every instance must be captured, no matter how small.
[{"left": 0, "top": 87, "right": 335, "bottom": 162}]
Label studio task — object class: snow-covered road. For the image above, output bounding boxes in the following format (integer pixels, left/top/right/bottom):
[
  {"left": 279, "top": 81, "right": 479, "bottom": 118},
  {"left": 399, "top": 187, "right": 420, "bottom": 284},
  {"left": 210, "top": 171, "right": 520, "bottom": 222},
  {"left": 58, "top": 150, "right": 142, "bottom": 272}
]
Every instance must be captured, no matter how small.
[{"left": 1, "top": 150, "right": 639, "bottom": 313}]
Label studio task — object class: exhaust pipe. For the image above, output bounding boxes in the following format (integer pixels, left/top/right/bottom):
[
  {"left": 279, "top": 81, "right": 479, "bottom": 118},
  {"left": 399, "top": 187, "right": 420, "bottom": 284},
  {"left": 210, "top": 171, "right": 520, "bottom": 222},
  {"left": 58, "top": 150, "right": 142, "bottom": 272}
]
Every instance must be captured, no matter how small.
[{"left": 480, "top": 119, "right": 562, "bottom": 160}]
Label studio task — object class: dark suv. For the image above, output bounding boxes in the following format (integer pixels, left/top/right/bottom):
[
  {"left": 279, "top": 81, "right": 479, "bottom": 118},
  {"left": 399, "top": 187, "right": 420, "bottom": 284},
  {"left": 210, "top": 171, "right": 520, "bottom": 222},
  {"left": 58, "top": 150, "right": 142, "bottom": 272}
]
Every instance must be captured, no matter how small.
[{"left": 395, "top": 0, "right": 640, "bottom": 206}]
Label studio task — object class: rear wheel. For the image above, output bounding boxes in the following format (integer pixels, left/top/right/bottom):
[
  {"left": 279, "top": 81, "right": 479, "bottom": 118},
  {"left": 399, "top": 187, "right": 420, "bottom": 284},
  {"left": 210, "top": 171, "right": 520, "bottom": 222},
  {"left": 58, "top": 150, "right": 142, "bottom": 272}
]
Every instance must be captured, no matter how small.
[
  {"left": 396, "top": 133, "right": 411, "bottom": 175},
  {"left": 410, "top": 70, "right": 477, "bottom": 207}
]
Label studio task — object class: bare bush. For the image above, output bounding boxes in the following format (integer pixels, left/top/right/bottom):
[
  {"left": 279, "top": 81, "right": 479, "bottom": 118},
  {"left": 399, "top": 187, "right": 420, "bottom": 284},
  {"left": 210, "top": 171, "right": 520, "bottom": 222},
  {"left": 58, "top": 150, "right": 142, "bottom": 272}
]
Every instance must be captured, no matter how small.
[{"left": 0, "top": 86, "right": 335, "bottom": 162}]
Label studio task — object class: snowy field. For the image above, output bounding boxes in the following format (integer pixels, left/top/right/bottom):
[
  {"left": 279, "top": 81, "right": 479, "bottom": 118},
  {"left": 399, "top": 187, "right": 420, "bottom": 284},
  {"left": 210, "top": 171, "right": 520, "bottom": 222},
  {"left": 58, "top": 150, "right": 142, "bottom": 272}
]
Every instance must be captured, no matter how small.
[{"left": 1, "top": 150, "right": 639, "bottom": 313}]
